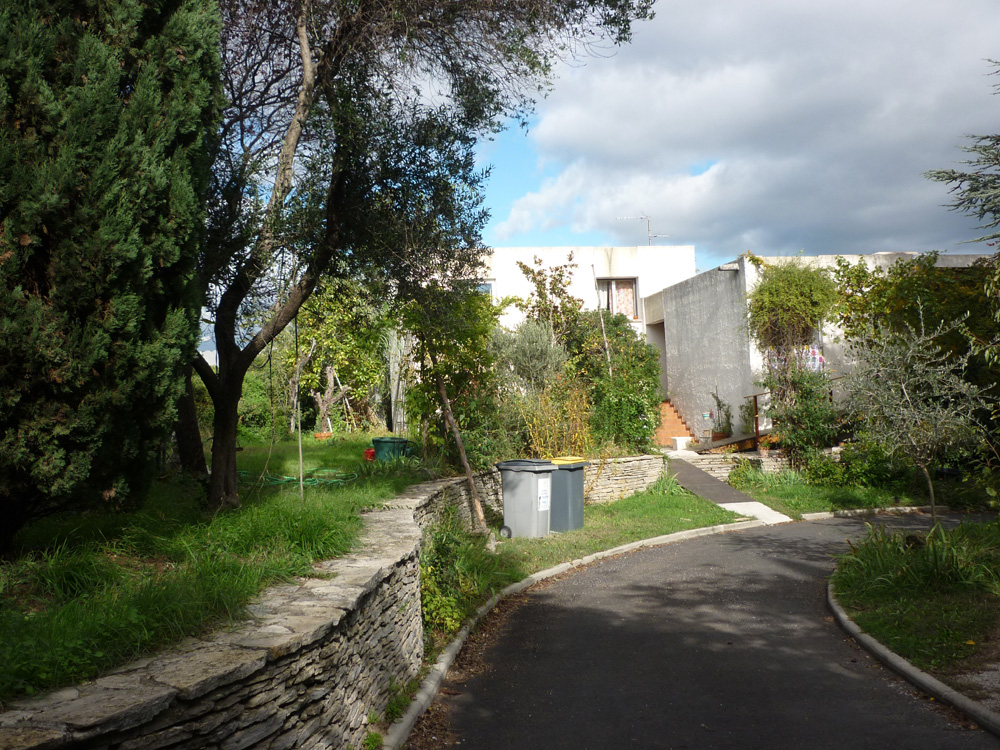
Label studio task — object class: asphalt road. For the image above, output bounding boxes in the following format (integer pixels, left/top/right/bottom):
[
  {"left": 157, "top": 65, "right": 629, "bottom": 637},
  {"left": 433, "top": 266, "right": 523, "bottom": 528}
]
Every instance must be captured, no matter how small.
[{"left": 435, "top": 516, "right": 1000, "bottom": 749}]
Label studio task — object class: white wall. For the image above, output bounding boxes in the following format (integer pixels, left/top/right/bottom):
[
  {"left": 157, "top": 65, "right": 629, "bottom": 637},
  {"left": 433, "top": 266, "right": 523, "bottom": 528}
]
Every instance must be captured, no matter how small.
[{"left": 484, "top": 246, "right": 697, "bottom": 333}]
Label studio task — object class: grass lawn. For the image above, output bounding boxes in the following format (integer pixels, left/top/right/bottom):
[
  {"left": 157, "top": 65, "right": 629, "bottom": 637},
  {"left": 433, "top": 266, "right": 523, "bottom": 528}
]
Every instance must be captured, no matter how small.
[
  {"left": 499, "top": 476, "right": 742, "bottom": 574},
  {"left": 0, "top": 434, "right": 417, "bottom": 705},
  {"left": 727, "top": 463, "right": 992, "bottom": 520},
  {"left": 831, "top": 520, "right": 1000, "bottom": 672}
]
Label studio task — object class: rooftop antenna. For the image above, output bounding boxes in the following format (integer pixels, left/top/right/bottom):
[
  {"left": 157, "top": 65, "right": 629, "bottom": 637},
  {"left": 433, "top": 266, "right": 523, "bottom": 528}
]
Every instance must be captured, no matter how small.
[{"left": 616, "top": 215, "right": 670, "bottom": 245}]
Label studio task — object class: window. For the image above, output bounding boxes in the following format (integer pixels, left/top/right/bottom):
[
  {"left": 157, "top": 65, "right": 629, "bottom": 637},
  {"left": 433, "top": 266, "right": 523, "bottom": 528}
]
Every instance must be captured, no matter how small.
[
  {"left": 596, "top": 278, "right": 637, "bottom": 318},
  {"left": 475, "top": 280, "right": 494, "bottom": 298}
]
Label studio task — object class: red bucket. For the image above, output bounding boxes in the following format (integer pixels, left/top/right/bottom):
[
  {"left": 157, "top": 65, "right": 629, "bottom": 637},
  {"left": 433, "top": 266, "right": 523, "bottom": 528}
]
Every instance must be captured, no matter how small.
[{"left": 363, "top": 447, "right": 376, "bottom": 462}]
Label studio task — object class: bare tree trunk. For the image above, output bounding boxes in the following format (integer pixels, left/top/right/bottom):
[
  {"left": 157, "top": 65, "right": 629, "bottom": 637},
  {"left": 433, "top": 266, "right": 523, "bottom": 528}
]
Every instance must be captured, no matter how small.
[
  {"left": 175, "top": 366, "right": 208, "bottom": 479},
  {"left": 433, "top": 368, "right": 488, "bottom": 533},
  {"left": 311, "top": 365, "right": 348, "bottom": 432},
  {"left": 920, "top": 464, "right": 937, "bottom": 525},
  {"left": 207, "top": 388, "right": 242, "bottom": 510}
]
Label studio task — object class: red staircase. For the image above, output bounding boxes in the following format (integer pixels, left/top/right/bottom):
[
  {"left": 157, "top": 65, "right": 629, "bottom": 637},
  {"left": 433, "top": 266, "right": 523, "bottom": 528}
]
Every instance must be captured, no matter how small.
[{"left": 656, "top": 401, "right": 694, "bottom": 447}]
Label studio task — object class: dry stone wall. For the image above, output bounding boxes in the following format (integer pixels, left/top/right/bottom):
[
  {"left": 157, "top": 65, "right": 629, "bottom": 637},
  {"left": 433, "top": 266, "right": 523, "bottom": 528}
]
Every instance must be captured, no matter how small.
[
  {"left": 0, "top": 456, "right": 666, "bottom": 750},
  {"left": 678, "top": 453, "right": 791, "bottom": 481},
  {"left": 0, "top": 509, "right": 426, "bottom": 750},
  {"left": 583, "top": 455, "right": 666, "bottom": 503}
]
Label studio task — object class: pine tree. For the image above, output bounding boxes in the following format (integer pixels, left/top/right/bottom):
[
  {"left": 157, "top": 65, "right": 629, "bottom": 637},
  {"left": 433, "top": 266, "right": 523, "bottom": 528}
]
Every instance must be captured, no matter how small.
[{"left": 0, "top": 0, "right": 221, "bottom": 554}]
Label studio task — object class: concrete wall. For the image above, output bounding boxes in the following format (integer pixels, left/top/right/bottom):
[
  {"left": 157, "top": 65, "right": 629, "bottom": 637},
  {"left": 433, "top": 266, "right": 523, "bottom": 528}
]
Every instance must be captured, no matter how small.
[
  {"left": 0, "top": 457, "right": 667, "bottom": 750},
  {"left": 646, "top": 256, "right": 759, "bottom": 440},
  {"left": 484, "top": 246, "right": 697, "bottom": 334}
]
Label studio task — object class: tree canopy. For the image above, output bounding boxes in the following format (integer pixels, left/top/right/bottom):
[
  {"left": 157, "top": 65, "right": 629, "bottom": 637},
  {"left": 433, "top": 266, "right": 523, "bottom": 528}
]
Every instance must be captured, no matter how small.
[
  {"left": 926, "top": 62, "right": 1000, "bottom": 248},
  {"left": 187, "top": 0, "right": 655, "bottom": 510},
  {"left": 845, "top": 314, "right": 991, "bottom": 522},
  {"left": 0, "top": 0, "right": 221, "bottom": 553},
  {"left": 926, "top": 61, "right": 1000, "bottom": 363},
  {"left": 833, "top": 252, "right": 999, "bottom": 391}
]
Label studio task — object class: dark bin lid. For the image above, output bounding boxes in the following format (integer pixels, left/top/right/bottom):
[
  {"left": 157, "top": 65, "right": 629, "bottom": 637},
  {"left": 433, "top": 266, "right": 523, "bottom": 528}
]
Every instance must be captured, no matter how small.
[
  {"left": 550, "top": 456, "right": 589, "bottom": 469},
  {"left": 495, "top": 459, "right": 555, "bottom": 473}
]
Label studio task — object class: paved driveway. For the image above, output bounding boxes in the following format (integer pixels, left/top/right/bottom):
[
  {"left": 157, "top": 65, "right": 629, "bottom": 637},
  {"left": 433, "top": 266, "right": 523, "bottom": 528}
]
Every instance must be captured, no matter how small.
[{"left": 428, "top": 516, "right": 1000, "bottom": 749}]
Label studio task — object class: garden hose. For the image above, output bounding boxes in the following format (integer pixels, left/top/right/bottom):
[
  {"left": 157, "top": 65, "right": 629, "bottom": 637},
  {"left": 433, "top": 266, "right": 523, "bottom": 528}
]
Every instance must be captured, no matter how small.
[{"left": 237, "top": 469, "right": 359, "bottom": 487}]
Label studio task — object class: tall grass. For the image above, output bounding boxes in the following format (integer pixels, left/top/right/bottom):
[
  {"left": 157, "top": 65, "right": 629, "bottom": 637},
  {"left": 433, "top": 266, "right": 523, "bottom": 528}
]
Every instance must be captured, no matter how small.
[
  {"left": 0, "top": 434, "right": 417, "bottom": 705},
  {"left": 420, "top": 509, "right": 526, "bottom": 645},
  {"left": 832, "top": 521, "right": 1000, "bottom": 669}
]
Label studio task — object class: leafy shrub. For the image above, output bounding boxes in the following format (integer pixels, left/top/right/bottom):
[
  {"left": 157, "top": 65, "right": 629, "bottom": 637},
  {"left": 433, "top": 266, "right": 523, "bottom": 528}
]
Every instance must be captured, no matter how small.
[
  {"left": 802, "top": 451, "right": 846, "bottom": 487},
  {"left": 419, "top": 511, "right": 523, "bottom": 640},
  {"left": 838, "top": 440, "right": 908, "bottom": 489},
  {"left": 591, "top": 372, "right": 659, "bottom": 451},
  {"left": 238, "top": 367, "right": 290, "bottom": 443},
  {"left": 564, "top": 311, "right": 662, "bottom": 451},
  {"left": 762, "top": 368, "right": 838, "bottom": 466}
]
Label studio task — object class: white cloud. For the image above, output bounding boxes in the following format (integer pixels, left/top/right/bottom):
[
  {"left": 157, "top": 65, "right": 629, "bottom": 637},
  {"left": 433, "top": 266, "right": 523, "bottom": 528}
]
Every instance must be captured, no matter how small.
[
  {"left": 487, "top": 0, "right": 1000, "bottom": 266},
  {"left": 199, "top": 349, "right": 218, "bottom": 368}
]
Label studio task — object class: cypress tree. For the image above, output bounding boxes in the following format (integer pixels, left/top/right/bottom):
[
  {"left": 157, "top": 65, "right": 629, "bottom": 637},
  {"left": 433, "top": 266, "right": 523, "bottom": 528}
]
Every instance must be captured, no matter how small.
[{"left": 0, "top": 0, "right": 221, "bottom": 553}]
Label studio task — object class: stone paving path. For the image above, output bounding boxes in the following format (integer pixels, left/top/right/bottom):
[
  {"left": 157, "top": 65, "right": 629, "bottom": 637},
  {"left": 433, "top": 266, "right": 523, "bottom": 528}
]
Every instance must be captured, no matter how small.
[{"left": 668, "top": 455, "right": 793, "bottom": 525}]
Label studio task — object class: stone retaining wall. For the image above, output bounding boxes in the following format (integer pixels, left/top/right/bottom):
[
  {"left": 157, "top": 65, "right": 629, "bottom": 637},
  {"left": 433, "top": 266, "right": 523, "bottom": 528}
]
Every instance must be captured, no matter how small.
[
  {"left": 0, "top": 508, "right": 427, "bottom": 750},
  {"left": 583, "top": 455, "right": 666, "bottom": 503},
  {"left": 0, "top": 455, "right": 667, "bottom": 750},
  {"left": 677, "top": 453, "right": 791, "bottom": 481}
]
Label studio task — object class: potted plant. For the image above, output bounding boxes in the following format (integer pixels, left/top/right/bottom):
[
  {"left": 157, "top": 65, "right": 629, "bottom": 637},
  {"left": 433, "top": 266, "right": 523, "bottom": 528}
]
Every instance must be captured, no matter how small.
[
  {"left": 710, "top": 391, "right": 733, "bottom": 441},
  {"left": 758, "top": 433, "right": 778, "bottom": 457}
]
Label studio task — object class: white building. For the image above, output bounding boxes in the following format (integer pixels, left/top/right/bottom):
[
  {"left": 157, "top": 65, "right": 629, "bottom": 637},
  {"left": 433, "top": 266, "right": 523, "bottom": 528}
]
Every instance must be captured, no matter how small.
[
  {"left": 437, "top": 247, "right": 988, "bottom": 447},
  {"left": 484, "top": 245, "right": 697, "bottom": 336},
  {"left": 644, "top": 252, "right": 989, "bottom": 443}
]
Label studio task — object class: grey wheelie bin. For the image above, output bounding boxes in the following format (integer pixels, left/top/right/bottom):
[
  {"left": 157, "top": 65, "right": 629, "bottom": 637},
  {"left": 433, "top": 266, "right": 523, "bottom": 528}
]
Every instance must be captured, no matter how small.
[
  {"left": 495, "top": 459, "right": 555, "bottom": 539},
  {"left": 549, "top": 456, "right": 589, "bottom": 532}
]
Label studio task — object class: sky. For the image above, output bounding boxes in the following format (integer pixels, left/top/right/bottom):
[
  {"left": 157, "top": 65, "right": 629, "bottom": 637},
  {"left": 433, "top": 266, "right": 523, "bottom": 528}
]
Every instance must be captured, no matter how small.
[{"left": 476, "top": 0, "right": 1000, "bottom": 270}]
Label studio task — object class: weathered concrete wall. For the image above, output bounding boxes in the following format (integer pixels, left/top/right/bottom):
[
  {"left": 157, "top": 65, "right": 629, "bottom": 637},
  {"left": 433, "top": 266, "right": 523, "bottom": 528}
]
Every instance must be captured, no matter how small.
[
  {"left": 650, "top": 258, "right": 757, "bottom": 440},
  {"left": 0, "top": 456, "right": 669, "bottom": 750}
]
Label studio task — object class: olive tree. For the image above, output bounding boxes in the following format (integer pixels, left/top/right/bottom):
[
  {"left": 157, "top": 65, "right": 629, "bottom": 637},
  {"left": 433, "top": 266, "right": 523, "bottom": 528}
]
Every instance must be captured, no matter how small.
[
  {"left": 845, "top": 313, "right": 991, "bottom": 523},
  {"left": 186, "top": 0, "right": 655, "bottom": 511}
]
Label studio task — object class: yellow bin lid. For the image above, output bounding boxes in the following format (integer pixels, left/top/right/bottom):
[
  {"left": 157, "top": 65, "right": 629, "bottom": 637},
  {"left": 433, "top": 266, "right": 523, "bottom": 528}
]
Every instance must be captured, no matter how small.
[{"left": 551, "top": 456, "right": 585, "bottom": 465}]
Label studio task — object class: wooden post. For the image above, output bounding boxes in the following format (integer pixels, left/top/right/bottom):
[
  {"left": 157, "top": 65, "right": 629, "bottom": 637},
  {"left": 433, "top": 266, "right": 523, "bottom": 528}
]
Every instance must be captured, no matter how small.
[{"left": 753, "top": 394, "right": 760, "bottom": 449}]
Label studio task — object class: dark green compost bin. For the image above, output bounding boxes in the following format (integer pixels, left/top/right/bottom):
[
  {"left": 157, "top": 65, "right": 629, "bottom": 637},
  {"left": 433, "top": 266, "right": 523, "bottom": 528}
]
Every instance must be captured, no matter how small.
[{"left": 371, "top": 436, "right": 413, "bottom": 461}]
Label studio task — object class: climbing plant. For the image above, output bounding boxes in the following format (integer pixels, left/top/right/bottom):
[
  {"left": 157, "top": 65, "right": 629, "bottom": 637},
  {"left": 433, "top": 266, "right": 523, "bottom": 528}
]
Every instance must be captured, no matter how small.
[{"left": 746, "top": 257, "right": 838, "bottom": 357}]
